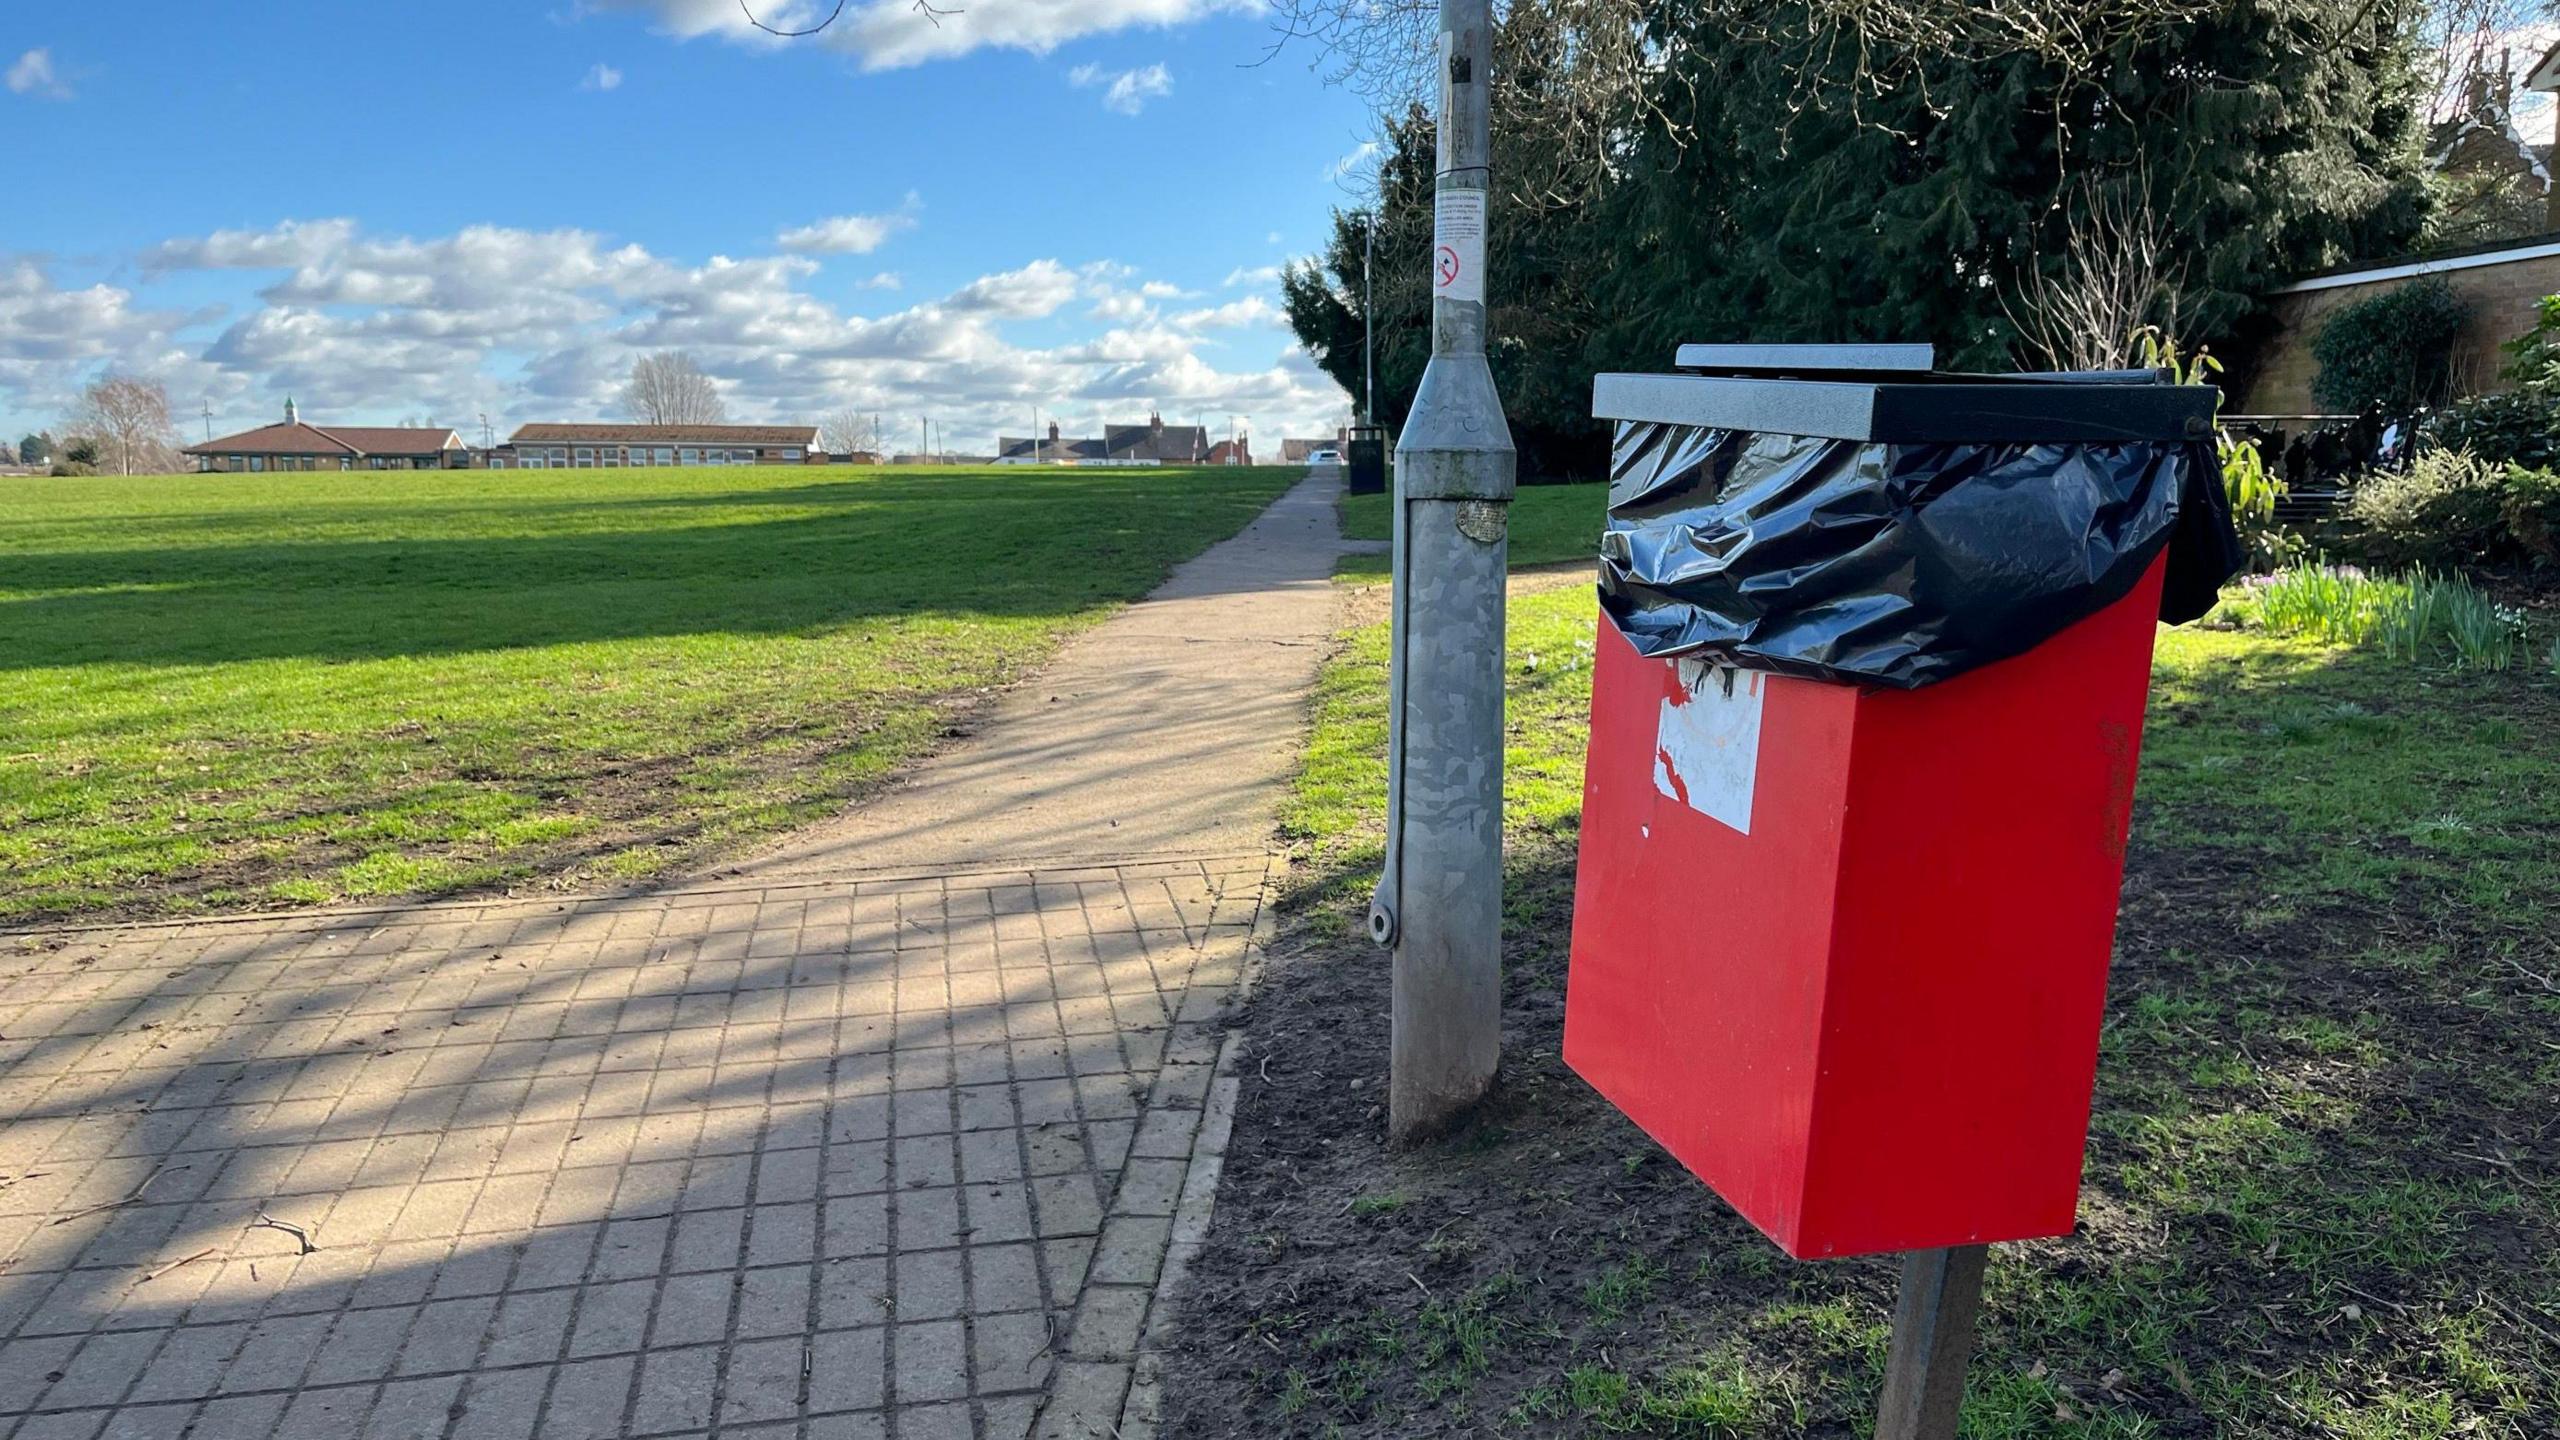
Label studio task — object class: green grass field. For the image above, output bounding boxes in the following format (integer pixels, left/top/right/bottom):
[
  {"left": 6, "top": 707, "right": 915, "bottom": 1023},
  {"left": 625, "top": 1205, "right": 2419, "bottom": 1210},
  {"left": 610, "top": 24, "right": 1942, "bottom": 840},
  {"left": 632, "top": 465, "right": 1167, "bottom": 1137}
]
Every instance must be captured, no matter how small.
[
  {"left": 0, "top": 464, "right": 1297, "bottom": 924},
  {"left": 1338, "top": 481, "right": 1607, "bottom": 575}
]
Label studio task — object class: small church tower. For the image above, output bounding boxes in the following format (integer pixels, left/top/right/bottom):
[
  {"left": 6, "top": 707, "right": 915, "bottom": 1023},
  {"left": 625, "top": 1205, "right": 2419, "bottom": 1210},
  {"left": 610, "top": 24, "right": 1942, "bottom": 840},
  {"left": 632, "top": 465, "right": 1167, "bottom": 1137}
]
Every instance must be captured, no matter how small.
[{"left": 284, "top": 397, "right": 299, "bottom": 426}]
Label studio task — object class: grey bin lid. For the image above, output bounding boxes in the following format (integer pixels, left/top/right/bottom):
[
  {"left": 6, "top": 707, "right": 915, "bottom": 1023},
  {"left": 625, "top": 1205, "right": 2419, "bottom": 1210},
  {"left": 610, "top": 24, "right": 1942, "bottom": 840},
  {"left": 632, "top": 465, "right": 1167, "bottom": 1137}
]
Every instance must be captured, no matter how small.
[{"left": 1602, "top": 343, "right": 2217, "bottom": 445}]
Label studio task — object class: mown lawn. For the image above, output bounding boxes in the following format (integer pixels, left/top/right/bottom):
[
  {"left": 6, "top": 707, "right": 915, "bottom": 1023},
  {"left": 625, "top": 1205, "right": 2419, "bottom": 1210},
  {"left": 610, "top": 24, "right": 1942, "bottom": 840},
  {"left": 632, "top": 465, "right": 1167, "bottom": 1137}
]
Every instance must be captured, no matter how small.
[
  {"left": 1338, "top": 480, "right": 1607, "bottom": 575},
  {"left": 0, "top": 464, "right": 1297, "bottom": 923},
  {"left": 1165, "top": 579, "right": 2560, "bottom": 1438}
]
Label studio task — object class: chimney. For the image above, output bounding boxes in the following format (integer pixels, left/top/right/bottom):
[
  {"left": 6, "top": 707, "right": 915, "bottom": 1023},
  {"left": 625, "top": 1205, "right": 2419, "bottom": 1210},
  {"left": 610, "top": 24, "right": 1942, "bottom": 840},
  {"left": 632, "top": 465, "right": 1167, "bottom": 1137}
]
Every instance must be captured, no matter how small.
[
  {"left": 1149, "top": 409, "right": 1164, "bottom": 435},
  {"left": 1047, "top": 421, "right": 1061, "bottom": 442}
]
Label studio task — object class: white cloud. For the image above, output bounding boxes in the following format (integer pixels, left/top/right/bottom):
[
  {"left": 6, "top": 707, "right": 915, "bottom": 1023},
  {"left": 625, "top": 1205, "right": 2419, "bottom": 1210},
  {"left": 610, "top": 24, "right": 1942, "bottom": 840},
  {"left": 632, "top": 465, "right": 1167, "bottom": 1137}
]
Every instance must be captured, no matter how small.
[
  {"left": 0, "top": 261, "right": 233, "bottom": 420},
  {"left": 1174, "top": 296, "right": 1282, "bottom": 331},
  {"left": 581, "top": 62, "right": 624, "bottom": 91},
  {"left": 1322, "top": 140, "right": 1381, "bottom": 182},
  {"left": 1224, "top": 264, "right": 1282, "bottom": 288},
  {"left": 1088, "top": 291, "right": 1153, "bottom": 323},
  {"left": 4, "top": 218, "right": 1352, "bottom": 455},
  {"left": 859, "top": 271, "right": 904, "bottom": 290},
  {"left": 583, "top": 0, "right": 1256, "bottom": 72},
  {"left": 6, "top": 48, "right": 72, "bottom": 100},
  {"left": 777, "top": 194, "right": 923, "bottom": 255},
  {"left": 946, "top": 259, "right": 1078, "bottom": 318},
  {"left": 142, "top": 219, "right": 363, "bottom": 275},
  {"left": 1069, "top": 60, "right": 1172, "bottom": 115}
]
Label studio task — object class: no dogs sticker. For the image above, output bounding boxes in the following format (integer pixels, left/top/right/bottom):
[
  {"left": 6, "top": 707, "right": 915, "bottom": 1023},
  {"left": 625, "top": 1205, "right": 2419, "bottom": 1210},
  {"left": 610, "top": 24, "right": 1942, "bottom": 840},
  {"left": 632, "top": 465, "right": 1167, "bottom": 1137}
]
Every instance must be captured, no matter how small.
[{"left": 1434, "top": 190, "right": 1485, "bottom": 304}]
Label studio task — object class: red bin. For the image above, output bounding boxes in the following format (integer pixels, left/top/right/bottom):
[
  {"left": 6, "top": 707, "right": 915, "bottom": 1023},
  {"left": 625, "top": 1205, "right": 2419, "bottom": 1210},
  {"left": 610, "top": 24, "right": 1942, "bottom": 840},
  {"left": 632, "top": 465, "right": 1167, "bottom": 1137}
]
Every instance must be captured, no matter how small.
[{"left": 1563, "top": 348, "right": 2231, "bottom": 1260}]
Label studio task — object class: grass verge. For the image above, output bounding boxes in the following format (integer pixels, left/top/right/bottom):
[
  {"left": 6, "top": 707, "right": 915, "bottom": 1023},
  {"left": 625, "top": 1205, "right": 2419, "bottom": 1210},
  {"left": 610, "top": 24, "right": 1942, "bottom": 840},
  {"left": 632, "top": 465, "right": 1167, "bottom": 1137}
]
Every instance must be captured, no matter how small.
[
  {"left": 1338, "top": 481, "right": 1608, "bottom": 576},
  {"left": 1161, "top": 580, "right": 2560, "bottom": 1438},
  {"left": 0, "top": 464, "right": 1297, "bottom": 923}
]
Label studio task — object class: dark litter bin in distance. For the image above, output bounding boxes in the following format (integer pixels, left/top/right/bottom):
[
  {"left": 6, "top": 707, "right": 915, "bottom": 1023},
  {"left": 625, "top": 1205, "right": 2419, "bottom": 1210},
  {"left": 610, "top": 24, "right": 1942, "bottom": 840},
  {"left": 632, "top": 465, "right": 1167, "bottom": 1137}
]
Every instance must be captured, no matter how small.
[{"left": 1347, "top": 424, "right": 1388, "bottom": 495}]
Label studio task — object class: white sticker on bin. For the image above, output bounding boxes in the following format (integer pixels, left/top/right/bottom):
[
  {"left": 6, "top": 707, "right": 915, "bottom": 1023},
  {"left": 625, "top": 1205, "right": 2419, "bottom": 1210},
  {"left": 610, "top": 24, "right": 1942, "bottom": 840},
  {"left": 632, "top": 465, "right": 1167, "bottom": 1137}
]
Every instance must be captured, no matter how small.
[{"left": 1652, "top": 658, "right": 1764, "bottom": 835}]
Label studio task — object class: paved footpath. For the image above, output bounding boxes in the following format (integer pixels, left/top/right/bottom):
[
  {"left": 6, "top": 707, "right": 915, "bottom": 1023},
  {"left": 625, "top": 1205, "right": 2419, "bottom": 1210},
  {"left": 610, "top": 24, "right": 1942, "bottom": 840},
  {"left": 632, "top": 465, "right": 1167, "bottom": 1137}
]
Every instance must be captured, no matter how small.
[{"left": 0, "top": 474, "right": 1349, "bottom": 1440}]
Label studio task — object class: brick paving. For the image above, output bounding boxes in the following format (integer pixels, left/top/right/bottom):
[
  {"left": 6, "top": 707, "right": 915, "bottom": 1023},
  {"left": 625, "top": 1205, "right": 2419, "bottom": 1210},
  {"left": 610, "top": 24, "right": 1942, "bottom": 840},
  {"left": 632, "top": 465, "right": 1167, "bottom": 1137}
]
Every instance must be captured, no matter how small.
[
  {"left": 0, "top": 474, "right": 1347, "bottom": 1439},
  {"left": 0, "top": 858, "right": 1270, "bottom": 1440}
]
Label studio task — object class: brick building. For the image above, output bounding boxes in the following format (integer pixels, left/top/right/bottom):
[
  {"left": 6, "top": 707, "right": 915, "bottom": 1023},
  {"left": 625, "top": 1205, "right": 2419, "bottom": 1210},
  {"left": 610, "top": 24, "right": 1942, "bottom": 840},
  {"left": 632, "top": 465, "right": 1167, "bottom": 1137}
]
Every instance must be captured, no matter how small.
[
  {"left": 184, "top": 400, "right": 465, "bottom": 473},
  {"left": 489, "top": 423, "right": 823, "bottom": 469},
  {"left": 2234, "top": 235, "right": 2560, "bottom": 414}
]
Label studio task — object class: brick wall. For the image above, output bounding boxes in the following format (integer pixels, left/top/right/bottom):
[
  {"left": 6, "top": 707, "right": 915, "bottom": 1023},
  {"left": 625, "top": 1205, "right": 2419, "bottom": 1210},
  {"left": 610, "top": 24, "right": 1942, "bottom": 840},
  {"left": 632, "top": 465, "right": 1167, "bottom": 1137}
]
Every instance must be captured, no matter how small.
[{"left": 2236, "top": 246, "right": 2560, "bottom": 414}]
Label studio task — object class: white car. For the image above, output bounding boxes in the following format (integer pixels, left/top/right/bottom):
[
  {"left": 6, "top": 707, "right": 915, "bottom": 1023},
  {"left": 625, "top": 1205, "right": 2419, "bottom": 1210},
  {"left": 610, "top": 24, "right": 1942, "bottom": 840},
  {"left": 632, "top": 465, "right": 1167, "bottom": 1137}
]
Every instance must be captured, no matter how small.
[{"left": 1308, "top": 449, "right": 1344, "bottom": 465}]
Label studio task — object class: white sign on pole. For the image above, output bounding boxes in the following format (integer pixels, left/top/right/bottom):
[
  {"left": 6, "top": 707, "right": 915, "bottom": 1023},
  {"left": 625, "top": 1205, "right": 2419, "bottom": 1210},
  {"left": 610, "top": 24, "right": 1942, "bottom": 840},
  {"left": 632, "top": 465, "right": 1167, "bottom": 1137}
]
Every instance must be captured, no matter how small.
[{"left": 1434, "top": 190, "right": 1486, "bottom": 305}]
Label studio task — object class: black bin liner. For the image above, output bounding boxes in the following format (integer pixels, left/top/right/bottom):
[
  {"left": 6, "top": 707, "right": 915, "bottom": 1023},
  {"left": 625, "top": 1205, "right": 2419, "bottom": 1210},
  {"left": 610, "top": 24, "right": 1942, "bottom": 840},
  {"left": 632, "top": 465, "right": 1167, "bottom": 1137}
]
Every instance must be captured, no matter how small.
[{"left": 1595, "top": 369, "right": 2243, "bottom": 690}]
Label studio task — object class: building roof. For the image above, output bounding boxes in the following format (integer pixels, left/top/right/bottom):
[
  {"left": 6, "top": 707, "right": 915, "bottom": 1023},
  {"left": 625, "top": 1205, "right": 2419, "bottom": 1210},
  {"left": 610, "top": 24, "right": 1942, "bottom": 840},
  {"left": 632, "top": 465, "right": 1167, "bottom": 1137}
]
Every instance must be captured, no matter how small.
[
  {"left": 997, "top": 436, "right": 1105, "bottom": 462},
  {"left": 508, "top": 423, "right": 820, "bottom": 446},
  {"left": 997, "top": 419, "right": 1211, "bottom": 463},
  {"left": 185, "top": 421, "right": 458, "bottom": 457},
  {"left": 2528, "top": 38, "right": 2560, "bottom": 94},
  {"left": 2268, "top": 228, "right": 2560, "bottom": 295}
]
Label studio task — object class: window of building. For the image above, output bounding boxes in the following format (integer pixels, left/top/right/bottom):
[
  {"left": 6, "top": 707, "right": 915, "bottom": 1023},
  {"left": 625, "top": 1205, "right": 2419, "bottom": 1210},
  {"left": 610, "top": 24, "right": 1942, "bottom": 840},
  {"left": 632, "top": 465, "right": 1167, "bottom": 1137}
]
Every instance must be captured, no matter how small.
[
  {"left": 574, "top": 448, "right": 594, "bottom": 464},
  {"left": 249, "top": 456, "right": 265, "bottom": 472},
  {"left": 781, "top": 449, "right": 803, "bottom": 462},
  {"left": 679, "top": 448, "right": 700, "bottom": 465},
  {"left": 654, "top": 448, "right": 675, "bottom": 466}
]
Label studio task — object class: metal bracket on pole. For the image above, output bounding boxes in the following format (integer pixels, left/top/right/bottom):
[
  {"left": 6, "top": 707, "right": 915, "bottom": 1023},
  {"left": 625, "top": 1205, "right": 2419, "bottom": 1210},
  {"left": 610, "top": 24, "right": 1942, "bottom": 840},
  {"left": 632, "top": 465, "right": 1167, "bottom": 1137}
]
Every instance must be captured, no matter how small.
[{"left": 1876, "top": 1244, "right": 1990, "bottom": 1440}]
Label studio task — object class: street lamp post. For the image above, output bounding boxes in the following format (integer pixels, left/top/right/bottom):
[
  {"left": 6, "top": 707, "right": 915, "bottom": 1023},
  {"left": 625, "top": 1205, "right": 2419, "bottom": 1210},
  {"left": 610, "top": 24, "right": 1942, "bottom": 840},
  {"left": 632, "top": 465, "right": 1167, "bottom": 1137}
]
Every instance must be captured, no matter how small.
[{"left": 1370, "top": 0, "right": 1514, "bottom": 1145}]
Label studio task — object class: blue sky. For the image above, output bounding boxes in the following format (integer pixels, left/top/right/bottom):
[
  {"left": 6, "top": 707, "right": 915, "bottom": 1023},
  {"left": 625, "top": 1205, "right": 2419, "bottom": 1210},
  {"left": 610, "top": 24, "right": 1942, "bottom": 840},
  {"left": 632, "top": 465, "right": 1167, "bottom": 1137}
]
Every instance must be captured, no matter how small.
[{"left": 2, "top": 0, "right": 1383, "bottom": 452}]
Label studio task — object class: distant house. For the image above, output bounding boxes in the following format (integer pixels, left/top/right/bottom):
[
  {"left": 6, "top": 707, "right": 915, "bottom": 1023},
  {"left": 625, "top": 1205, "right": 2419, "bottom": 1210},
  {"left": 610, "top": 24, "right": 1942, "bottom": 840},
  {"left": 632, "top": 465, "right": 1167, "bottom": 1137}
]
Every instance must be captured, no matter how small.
[
  {"left": 1281, "top": 433, "right": 1350, "bottom": 463},
  {"left": 489, "top": 423, "right": 823, "bottom": 469},
  {"left": 996, "top": 413, "right": 1211, "bottom": 465},
  {"left": 1204, "top": 435, "right": 1254, "bottom": 465},
  {"left": 185, "top": 400, "right": 465, "bottom": 473}
]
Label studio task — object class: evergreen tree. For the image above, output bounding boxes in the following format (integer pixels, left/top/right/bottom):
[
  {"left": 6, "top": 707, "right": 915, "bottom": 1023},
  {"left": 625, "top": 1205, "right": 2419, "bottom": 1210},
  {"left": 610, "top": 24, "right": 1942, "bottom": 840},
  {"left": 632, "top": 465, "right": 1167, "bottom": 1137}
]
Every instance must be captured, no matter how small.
[{"left": 1287, "top": 0, "right": 2435, "bottom": 474}]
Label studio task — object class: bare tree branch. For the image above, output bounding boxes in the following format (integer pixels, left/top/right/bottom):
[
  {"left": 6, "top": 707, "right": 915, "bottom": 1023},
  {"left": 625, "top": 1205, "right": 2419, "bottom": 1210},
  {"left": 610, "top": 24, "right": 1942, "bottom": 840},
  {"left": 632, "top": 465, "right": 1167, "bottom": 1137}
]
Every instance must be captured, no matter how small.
[
  {"left": 623, "top": 352, "right": 730, "bottom": 427},
  {"left": 736, "top": 0, "right": 960, "bottom": 37},
  {"left": 819, "top": 407, "right": 887, "bottom": 457},
  {"left": 2005, "top": 176, "right": 2187, "bottom": 371},
  {"left": 68, "top": 375, "right": 182, "bottom": 476}
]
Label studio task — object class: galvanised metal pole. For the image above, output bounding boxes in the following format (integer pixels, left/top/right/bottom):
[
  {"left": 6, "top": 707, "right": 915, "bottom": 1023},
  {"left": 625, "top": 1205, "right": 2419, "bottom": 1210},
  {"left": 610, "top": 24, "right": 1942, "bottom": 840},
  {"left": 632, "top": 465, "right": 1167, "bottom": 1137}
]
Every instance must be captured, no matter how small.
[
  {"left": 1370, "top": 0, "right": 1513, "bottom": 1146},
  {"left": 1363, "top": 214, "right": 1376, "bottom": 426}
]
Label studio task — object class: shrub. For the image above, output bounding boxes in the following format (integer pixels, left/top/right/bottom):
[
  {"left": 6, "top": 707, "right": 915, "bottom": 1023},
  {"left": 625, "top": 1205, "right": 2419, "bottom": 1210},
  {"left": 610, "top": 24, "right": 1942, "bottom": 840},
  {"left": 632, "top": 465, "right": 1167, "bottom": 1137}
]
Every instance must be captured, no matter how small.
[
  {"left": 48, "top": 461, "right": 97, "bottom": 477},
  {"left": 2504, "top": 465, "right": 2560, "bottom": 565},
  {"left": 2421, "top": 386, "right": 2560, "bottom": 470},
  {"left": 2221, "top": 434, "right": 2304, "bottom": 570},
  {"left": 2249, "top": 563, "right": 2527, "bottom": 670},
  {"left": 2500, "top": 293, "right": 2560, "bottom": 387},
  {"left": 2249, "top": 564, "right": 2405, "bottom": 646},
  {"left": 2311, "top": 275, "right": 2471, "bottom": 418},
  {"left": 2428, "top": 576, "right": 2529, "bottom": 670},
  {"left": 2343, "top": 449, "right": 2511, "bottom": 568}
]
